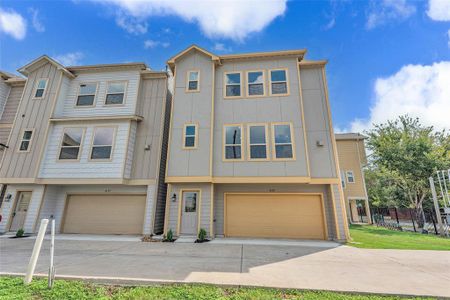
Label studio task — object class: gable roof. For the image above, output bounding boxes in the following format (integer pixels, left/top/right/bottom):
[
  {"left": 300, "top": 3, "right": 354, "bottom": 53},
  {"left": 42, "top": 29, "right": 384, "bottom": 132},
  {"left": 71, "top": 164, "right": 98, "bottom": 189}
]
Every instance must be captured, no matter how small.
[
  {"left": 167, "top": 45, "right": 220, "bottom": 71},
  {"left": 18, "top": 55, "right": 75, "bottom": 78}
]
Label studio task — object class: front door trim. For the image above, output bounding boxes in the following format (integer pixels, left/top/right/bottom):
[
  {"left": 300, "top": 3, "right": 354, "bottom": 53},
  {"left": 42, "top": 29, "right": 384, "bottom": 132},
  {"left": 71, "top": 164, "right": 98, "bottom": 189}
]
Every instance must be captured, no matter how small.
[{"left": 177, "top": 189, "right": 201, "bottom": 236}]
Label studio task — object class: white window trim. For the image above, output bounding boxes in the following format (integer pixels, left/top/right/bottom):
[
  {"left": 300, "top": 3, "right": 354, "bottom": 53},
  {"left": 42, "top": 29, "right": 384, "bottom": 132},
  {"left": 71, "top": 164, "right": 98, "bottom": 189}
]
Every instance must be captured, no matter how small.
[
  {"left": 186, "top": 70, "right": 200, "bottom": 92},
  {"left": 104, "top": 81, "right": 128, "bottom": 106},
  {"left": 33, "top": 78, "right": 49, "bottom": 99},
  {"left": 223, "top": 123, "right": 244, "bottom": 161},
  {"left": 271, "top": 122, "right": 296, "bottom": 161},
  {"left": 89, "top": 126, "right": 117, "bottom": 161},
  {"left": 246, "top": 70, "right": 266, "bottom": 98},
  {"left": 182, "top": 123, "right": 198, "bottom": 149},
  {"left": 346, "top": 170, "right": 355, "bottom": 183},
  {"left": 247, "top": 123, "right": 269, "bottom": 161},
  {"left": 57, "top": 127, "right": 86, "bottom": 162},
  {"left": 223, "top": 71, "right": 243, "bottom": 99},
  {"left": 269, "top": 68, "right": 289, "bottom": 96},
  {"left": 75, "top": 82, "right": 98, "bottom": 108},
  {"left": 17, "top": 128, "right": 35, "bottom": 153}
]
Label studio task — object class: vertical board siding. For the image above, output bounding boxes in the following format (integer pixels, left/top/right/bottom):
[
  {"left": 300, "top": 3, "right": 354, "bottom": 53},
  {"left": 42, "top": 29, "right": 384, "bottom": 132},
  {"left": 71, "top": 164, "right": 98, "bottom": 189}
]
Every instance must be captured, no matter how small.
[
  {"left": 0, "top": 63, "right": 61, "bottom": 179},
  {"left": 0, "top": 184, "right": 45, "bottom": 233},
  {"left": 39, "top": 121, "right": 130, "bottom": 179},
  {"left": 37, "top": 185, "right": 63, "bottom": 232},
  {"left": 332, "top": 184, "right": 346, "bottom": 239},
  {"left": 0, "top": 79, "right": 11, "bottom": 119},
  {"left": 142, "top": 184, "right": 156, "bottom": 234},
  {"left": 0, "top": 85, "right": 23, "bottom": 124},
  {"left": 336, "top": 139, "right": 367, "bottom": 198},
  {"left": 124, "top": 121, "right": 136, "bottom": 179},
  {"left": 53, "top": 70, "right": 140, "bottom": 118}
]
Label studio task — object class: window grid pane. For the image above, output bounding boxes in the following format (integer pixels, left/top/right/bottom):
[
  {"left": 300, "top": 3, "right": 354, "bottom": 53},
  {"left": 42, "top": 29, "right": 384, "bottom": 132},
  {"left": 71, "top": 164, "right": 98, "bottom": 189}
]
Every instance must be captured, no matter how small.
[
  {"left": 225, "top": 73, "right": 241, "bottom": 97},
  {"left": 274, "top": 124, "right": 293, "bottom": 159},
  {"left": 91, "top": 128, "right": 114, "bottom": 159},
  {"left": 184, "top": 125, "right": 196, "bottom": 147},
  {"left": 271, "top": 70, "right": 288, "bottom": 95},
  {"left": 249, "top": 125, "right": 267, "bottom": 159},
  {"left": 225, "top": 126, "right": 242, "bottom": 159}
]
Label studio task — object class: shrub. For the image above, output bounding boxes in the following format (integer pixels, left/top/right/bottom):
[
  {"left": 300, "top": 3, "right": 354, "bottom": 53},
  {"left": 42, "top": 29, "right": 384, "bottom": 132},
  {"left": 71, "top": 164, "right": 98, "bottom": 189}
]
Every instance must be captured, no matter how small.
[
  {"left": 164, "top": 229, "right": 174, "bottom": 242},
  {"left": 16, "top": 228, "right": 24, "bottom": 237},
  {"left": 198, "top": 228, "right": 207, "bottom": 242}
]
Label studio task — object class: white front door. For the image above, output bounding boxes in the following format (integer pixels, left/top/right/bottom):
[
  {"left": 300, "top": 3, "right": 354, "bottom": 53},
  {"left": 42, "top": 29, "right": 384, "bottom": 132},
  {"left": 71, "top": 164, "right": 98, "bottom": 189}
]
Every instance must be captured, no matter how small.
[
  {"left": 180, "top": 191, "right": 198, "bottom": 235},
  {"left": 9, "top": 192, "right": 32, "bottom": 232}
]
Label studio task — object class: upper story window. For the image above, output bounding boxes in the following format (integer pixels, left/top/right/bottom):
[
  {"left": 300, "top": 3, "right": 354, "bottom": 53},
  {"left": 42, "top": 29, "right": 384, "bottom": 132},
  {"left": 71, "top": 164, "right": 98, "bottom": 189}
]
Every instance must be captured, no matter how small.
[
  {"left": 346, "top": 170, "right": 355, "bottom": 183},
  {"left": 183, "top": 124, "right": 198, "bottom": 149},
  {"left": 269, "top": 69, "right": 289, "bottom": 96},
  {"left": 272, "top": 123, "right": 294, "bottom": 160},
  {"left": 186, "top": 71, "right": 200, "bottom": 92},
  {"left": 18, "top": 129, "right": 34, "bottom": 152},
  {"left": 76, "top": 83, "right": 97, "bottom": 106},
  {"left": 224, "top": 72, "right": 242, "bottom": 98},
  {"left": 247, "top": 71, "right": 265, "bottom": 97},
  {"left": 90, "top": 127, "right": 115, "bottom": 160},
  {"left": 248, "top": 124, "right": 268, "bottom": 160},
  {"left": 105, "top": 82, "right": 126, "bottom": 105},
  {"left": 59, "top": 128, "right": 84, "bottom": 160},
  {"left": 224, "top": 125, "right": 243, "bottom": 160},
  {"left": 34, "top": 79, "right": 48, "bottom": 99}
]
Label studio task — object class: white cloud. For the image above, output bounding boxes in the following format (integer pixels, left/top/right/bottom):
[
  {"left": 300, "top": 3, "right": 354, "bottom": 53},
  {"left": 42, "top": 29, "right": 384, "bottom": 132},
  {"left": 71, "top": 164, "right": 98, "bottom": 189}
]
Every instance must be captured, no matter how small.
[
  {"left": 366, "top": 0, "right": 416, "bottom": 29},
  {"left": 427, "top": 0, "right": 450, "bottom": 21},
  {"left": 0, "top": 8, "right": 26, "bottom": 40},
  {"left": 29, "top": 8, "right": 45, "bottom": 32},
  {"left": 212, "top": 43, "right": 231, "bottom": 52},
  {"left": 349, "top": 61, "right": 450, "bottom": 133},
  {"left": 90, "top": 0, "right": 287, "bottom": 41},
  {"left": 116, "top": 12, "right": 148, "bottom": 34},
  {"left": 323, "top": 17, "right": 336, "bottom": 30},
  {"left": 144, "top": 39, "right": 169, "bottom": 49},
  {"left": 54, "top": 52, "right": 84, "bottom": 66}
]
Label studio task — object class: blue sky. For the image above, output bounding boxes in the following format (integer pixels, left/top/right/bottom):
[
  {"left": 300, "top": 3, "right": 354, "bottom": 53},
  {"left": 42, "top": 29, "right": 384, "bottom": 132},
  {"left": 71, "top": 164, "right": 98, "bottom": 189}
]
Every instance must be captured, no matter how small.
[{"left": 1, "top": 0, "right": 449, "bottom": 132}]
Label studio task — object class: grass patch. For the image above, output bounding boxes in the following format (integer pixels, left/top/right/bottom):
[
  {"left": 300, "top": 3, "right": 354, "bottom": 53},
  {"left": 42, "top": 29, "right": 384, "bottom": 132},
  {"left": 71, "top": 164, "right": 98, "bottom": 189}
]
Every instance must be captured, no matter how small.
[
  {"left": 348, "top": 224, "right": 450, "bottom": 250},
  {"left": 0, "top": 276, "right": 433, "bottom": 300}
]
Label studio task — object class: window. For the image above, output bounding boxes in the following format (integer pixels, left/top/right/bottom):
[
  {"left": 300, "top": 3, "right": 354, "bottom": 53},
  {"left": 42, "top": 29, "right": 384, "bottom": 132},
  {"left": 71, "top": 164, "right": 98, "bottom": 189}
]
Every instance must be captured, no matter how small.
[
  {"left": 224, "top": 72, "right": 242, "bottom": 98},
  {"left": 247, "top": 71, "right": 264, "bottom": 96},
  {"left": 340, "top": 170, "right": 346, "bottom": 188},
  {"left": 186, "top": 71, "right": 199, "bottom": 92},
  {"left": 183, "top": 124, "right": 197, "bottom": 149},
  {"left": 76, "top": 83, "right": 97, "bottom": 106},
  {"left": 59, "top": 128, "right": 84, "bottom": 160},
  {"left": 183, "top": 191, "right": 198, "bottom": 213},
  {"left": 346, "top": 171, "right": 355, "bottom": 183},
  {"left": 272, "top": 123, "right": 294, "bottom": 159},
  {"left": 18, "top": 129, "right": 33, "bottom": 152},
  {"left": 90, "top": 127, "right": 115, "bottom": 160},
  {"left": 34, "top": 79, "right": 48, "bottom": 98},
  {"left": 105, "top": 82, "right": 126, "bottom": 105},
  {"left": 248, "top": 124, "right": 268, "bottom": 160},
  {"left": 224, "top": 125, "right": 242, "bottom": 160},
  {"left": 270, "top": 69, "right": 288, "bottom": 95}
]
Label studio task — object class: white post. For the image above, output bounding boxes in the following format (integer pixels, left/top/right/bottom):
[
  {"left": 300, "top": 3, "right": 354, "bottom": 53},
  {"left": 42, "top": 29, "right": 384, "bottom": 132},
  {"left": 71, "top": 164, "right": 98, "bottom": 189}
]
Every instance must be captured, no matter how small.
[
  {"left": 48, "top": 218, "right": 55, "bottom": 288},
  {"left": 24, "top": 219, "right": 49, "bottom": 284},
  {"left": 429, "top": 177, "right": 445, "bottom": 237}
]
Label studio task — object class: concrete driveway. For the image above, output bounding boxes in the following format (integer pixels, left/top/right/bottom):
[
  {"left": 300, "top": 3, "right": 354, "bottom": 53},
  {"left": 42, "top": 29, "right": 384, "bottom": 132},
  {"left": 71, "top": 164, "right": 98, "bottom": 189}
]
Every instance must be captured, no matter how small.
[{"left": 0, "top": 236, "right": 449, "bottom": 298}]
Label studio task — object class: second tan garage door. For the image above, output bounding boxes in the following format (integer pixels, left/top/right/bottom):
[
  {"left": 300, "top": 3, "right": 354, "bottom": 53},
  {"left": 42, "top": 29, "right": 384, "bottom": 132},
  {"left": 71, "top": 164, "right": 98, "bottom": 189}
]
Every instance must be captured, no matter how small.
[
  {"left": 62, "top": 194, "right": 146, "bottom": 234},
  {"left": 225, "top": 193, "right": 326, "bottom": 239}
]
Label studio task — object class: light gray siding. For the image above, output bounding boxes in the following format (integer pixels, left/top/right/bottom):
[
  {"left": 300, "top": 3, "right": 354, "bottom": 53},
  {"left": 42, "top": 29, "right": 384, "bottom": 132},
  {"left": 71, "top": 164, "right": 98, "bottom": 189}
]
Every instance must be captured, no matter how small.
[
  {"left": 300, "top": 66, "right": 337, "bottom": 178},
  {"left": 0, "top": 79, "right": 11, "bottom": 119},
  {"left": 0, "top": 84, "right": 24, "bottom": 125},
  {"left": 0, "top": 63, "right": 62, "bottom": 179},
  {"left": 167, "top": 50, "right": 213, "bottom": 177}
]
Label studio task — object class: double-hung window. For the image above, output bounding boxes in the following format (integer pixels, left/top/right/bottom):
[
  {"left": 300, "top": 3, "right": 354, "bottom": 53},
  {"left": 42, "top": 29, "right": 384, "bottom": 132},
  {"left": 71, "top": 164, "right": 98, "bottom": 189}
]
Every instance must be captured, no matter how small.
[
  {"left": 59, "top": 128, "right": 84, "bottom": 160},
  {"left": 248, "top": 124, "right": 268, "bottom": 160},
  {"left": 272, "top": 123, "right": 294, "bottom": 159},
  {"left": 187, "top": 71, "right": 199, "bottom": 92},
  {"left": 346, "top": 170, "right": 355, "bottom": 183},
  {"left": 90, "top": 127, "right": 115, "bottom": 160},
  {"left": 18, "top": 129, "right": 34, "bottom": 152},
  {"left": 76, "top": 83, "right": 97, "bottom": 106},
  {"left": 34, "top": 79, "right": 48, "bottom": 98},
  {"left": 105, "top": 82, "right": 126, "bottom": 105},
  {"left": 224, "top": 72, "right": 242, "bottom": 98},
  {"left": 183, "top": 124, "right": 197, "bottom": 148},
  {"left": 270, "top": 69, "right": 288, "bottom": 95},
  {"left": 224, "top": 125, "right": 243, "bottom": 160},
  {"left": 247, "top": 71, "right": 264, "bottom": 96}
]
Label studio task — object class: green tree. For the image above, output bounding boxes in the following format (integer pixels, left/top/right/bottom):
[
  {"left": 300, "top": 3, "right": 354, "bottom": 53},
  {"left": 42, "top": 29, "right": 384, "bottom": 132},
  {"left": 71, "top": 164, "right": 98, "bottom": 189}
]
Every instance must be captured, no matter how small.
[{"left": 365, "top": 116, "right": 450, "bottom": 227}]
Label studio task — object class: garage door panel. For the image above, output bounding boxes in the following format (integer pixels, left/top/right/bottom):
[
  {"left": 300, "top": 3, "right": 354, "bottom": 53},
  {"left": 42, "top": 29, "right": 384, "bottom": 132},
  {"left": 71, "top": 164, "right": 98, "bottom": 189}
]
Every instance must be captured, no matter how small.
[
  {"left": 225, "top": 194, "right": 326, "bottom": 239},
  {"left": 63, "top": 195, "right": 145, "bottom": 235}
]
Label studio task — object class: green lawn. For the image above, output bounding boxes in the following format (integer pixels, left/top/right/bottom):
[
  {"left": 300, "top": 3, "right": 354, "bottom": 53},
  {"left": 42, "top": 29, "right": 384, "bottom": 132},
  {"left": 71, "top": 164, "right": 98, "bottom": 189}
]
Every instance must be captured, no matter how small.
[
  {"left": 348, "top": 224, "right": 450, "bottom": 250},
  {"left": 0, "top": 276, "right": 433, "bottom": 300}
]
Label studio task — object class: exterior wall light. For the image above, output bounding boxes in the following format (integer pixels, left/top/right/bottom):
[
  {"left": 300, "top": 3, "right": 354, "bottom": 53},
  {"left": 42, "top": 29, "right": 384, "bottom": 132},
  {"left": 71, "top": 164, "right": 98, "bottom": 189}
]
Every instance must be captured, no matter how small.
[{"left": 171, "top": 193, "right": 177, "bottom": 202}]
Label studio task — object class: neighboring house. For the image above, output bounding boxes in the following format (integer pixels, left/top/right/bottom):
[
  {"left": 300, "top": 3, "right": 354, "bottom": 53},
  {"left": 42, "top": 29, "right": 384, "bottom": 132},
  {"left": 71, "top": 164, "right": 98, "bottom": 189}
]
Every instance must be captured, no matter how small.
[
  {"left": 0, "top": 56, "right": 170, "bottom": 235},
  {"left": 163, "top": 45, "right": 349, "bottom": 241},
  {"left": 335, "top": 133, "right": 372, "bottom": 224}
]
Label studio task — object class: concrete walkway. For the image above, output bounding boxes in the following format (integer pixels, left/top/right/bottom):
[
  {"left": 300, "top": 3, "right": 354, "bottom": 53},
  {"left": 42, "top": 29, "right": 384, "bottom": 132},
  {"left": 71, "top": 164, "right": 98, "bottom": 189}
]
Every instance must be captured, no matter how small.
[{"left": 0, "top": 238, "right": 449, "bottom": 297}]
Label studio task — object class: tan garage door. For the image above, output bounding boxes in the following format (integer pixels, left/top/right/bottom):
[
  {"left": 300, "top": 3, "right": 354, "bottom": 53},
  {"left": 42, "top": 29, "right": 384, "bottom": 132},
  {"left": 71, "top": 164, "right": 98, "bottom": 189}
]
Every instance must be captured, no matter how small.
[
  {"left": 62, "top": 194, "right": 146, "bottom": 234},
  {"left": 225, "top": 193, "right": 326, "bottom": 239}
]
